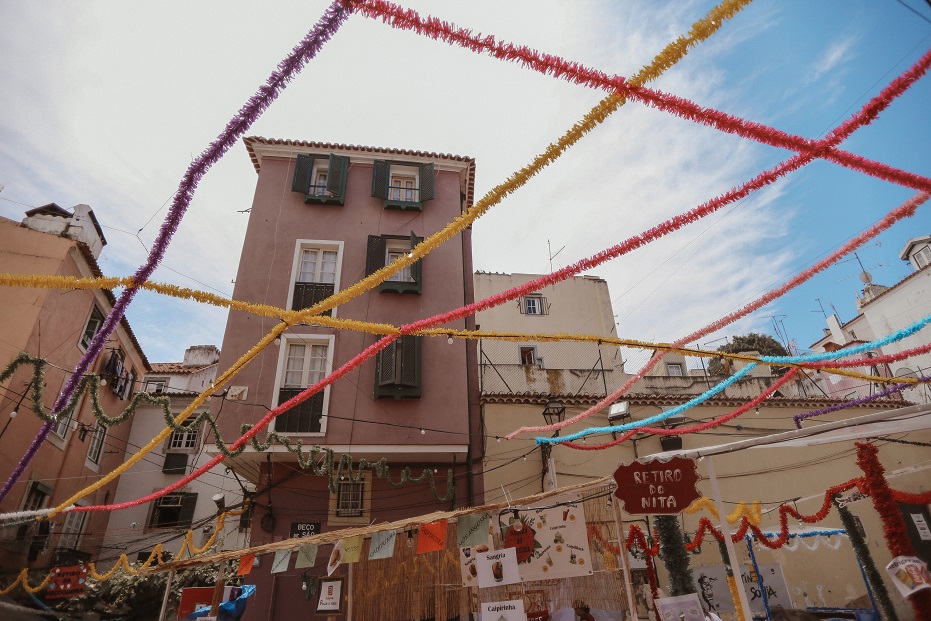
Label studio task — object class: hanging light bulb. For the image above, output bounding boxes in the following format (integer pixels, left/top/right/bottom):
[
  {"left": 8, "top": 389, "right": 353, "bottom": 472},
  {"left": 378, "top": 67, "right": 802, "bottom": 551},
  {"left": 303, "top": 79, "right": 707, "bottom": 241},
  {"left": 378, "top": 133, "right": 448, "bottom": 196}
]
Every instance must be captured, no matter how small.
[
  {"left": 407, "top": 530, "right": 414, "bottom": 547},
  {"left": 496, "top": 436, "right": 501, "bottom": 443},
  {"left": 511, "top": 509, "right": 523, "bottom": 532},
  {"left": 420, "top": 428, "right": 426, "bottom": 435},
  {"left": 447, "top": 335, "right": 454, "bottom": 345}
]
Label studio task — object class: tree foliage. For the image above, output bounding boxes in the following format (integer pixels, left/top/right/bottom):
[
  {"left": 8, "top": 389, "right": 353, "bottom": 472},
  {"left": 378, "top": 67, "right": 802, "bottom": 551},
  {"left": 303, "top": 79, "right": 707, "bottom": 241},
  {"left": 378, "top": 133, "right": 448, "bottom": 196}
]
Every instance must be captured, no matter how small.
[
  {"left": 706, "top": 333, "right": 789, "bottom": 377},
  {"left": 46, "top": 561, "right": 240, "bottom": 620}
]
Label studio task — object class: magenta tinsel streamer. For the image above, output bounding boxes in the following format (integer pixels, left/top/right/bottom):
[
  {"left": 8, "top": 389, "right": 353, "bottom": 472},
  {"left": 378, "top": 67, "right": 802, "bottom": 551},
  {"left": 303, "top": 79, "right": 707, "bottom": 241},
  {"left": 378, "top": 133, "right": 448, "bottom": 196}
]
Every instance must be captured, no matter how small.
[
  {"left": 63, "top": 6, "right": 929, "bottom": 512},
  {"left": 0, "top": 1, "right": 351, "bottom": 503},
  {"left": 793, "top": 378, "right": 926, "bottom": 428},
  {"left": 352, "top": 0, "right": 931, "bottom": 193}
]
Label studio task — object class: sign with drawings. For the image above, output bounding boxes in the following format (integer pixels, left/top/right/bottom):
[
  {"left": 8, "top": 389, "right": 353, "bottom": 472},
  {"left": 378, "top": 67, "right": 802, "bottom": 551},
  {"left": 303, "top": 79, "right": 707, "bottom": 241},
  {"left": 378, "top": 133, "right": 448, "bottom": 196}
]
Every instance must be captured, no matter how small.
[{"left": 693, "top": 564, "right": 792, "bottom": 613}]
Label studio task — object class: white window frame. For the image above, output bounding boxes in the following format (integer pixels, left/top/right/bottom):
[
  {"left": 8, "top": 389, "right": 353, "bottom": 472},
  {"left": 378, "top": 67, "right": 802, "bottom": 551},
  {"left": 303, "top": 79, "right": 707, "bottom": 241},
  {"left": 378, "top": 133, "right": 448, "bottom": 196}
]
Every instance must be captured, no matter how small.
[
  {"left": 79, "top": 306, "right": 105, "bottom": 352},
  {"left": 310, "top": 161, "right": 331, "bottom": 196},
  {"left": 271, "top": 334, "right": 336, "bottom": 436},
  {"left": 519, "top": 346, "right": 538, "bottom": 366},
  {"left": 85, "top": 423, "right": 106, "bottom": 467},
  {"left": 168, "top": 421, "right": 199, "bottom": 451},
  {"left": 521, "top": 295, "right": 547, "bottom": 315},
  {"left": 57, "top": 505, "right": 87, "bottom": 550},
  {"left": 388, "top": 164, "right": 419, "bottom": 202},
  {"left": 666, "top": 363, "right": 684, "bottom": 377},
  {"left": 914, "top": 245, "right": 931, "bottom": 269},
  {"left": 385, "top": 239, "right": 414, "bottom": 283},
  {"left": 144, "top": 377, "right": 169, "bottom": 394},
  {"left": 288, "top": 240, "right": 344, "bottom": 316}
]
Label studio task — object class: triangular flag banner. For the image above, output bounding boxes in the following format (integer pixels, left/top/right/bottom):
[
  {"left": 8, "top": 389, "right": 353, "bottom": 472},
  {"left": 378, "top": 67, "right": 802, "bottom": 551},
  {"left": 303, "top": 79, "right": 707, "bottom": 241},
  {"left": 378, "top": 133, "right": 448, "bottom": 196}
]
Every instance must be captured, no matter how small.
[
  {"left": 417, "top": 520, "right": 448, "bottom": 554},
  {"left": 295, "top": 543, "right": 318, "bottom": 569},
  {"left": 270, "top": 549, "right": 291, "bottom": 574},
  {"left": 327, "top": 539, "right": 345, "bottom": 576},
  {"left": 457, "top": 513, "right": 490, "bottom": 548},
  {"left": 368, "top": 530, "right": 397, "bottom": 560},
  {"left": 341, "top": 535, "right": 363, "bottom": 564},
  {"left": 237, "top": 554, "right": 256, "bottom": 576}
]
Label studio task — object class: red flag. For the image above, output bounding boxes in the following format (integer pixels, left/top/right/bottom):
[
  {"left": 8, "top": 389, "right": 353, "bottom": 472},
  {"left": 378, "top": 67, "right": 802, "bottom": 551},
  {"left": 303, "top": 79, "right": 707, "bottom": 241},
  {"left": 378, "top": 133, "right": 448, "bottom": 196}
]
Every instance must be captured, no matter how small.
[
  {"left": 416, "top": 520, "right": 448, "bottom": 554},
  {"left": 237, "top": 553, "right": 256, "bottom": 575}
]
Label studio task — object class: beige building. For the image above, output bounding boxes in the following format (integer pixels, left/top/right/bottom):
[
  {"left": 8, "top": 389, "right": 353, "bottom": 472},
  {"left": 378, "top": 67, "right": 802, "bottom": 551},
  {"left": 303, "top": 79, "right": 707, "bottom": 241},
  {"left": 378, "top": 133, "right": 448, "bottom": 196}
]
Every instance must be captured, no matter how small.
[
  {"left": 476, "top": 271, "right": 930, "bottom": 618},
  {"left": 0, "top": 204, "right": 149, "bottom": 572}
]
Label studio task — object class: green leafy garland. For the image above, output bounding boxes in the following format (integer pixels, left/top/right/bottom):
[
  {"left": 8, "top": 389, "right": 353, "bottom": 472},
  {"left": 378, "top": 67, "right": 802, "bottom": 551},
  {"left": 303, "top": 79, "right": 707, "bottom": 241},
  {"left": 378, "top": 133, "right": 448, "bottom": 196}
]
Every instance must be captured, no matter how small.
[
  {"left": 2, "top": 353, "right": 455, "bottom": 503},
  {"left": 833, "top": 495, "right": 898, "bottom": 621},
  {"left": 654, "top": 514, "right": 696, "bottom": 596}
]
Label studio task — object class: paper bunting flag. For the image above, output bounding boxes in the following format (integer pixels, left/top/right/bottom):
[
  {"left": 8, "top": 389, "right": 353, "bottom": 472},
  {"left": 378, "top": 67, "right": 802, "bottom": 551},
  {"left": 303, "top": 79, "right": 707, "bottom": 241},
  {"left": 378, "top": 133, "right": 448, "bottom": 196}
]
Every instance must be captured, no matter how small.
[
  {"left": 271, "top": 549, "right": 291, "bottom": 574},
  {"left": 417, "top": 520, "right": 448, "bottom": 554},
  {"left": 342, "top": 535, "right": 363, "bottom": 563},
  {"left": 368, "top": 530, "right": 397, "bottom": 560},
  {"left": 237, "top": 554, "right": 256, "bottom": 576},
  {"left": 327, "top": 539, "right": 345, "bottom": 576},
  {"left": 457, "top": 513, "right": 490, "bottom": 548},
  {"left": 295, "top": 543, "right": 319, "bottom": 569}
]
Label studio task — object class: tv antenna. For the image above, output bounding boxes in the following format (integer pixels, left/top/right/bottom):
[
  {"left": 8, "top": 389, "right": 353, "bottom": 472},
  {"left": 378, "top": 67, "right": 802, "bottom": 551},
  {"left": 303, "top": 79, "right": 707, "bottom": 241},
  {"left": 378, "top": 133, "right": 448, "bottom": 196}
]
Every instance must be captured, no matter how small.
[{"left": 548, "top": 239, "right": 565, "bottom": 276}]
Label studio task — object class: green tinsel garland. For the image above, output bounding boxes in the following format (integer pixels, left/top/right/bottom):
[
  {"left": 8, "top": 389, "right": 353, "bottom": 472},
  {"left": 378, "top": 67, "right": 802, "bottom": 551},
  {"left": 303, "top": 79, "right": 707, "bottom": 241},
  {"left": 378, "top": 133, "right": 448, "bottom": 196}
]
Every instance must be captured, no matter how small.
[
  {"left": 833, "top": 496, "right": 898, "bottom": 621},
  {"left": 655, "top": 514, "right": 696, "bottom": 596},
  {"left": 1, "top": 353, "right": 456, "bottom": 503}
]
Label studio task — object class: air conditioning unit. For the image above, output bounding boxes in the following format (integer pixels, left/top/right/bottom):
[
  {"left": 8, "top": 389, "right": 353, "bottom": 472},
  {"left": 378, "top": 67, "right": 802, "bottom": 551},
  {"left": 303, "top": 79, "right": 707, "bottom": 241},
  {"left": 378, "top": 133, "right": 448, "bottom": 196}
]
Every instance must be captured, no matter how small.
[{"left": 608, "top": 401, "right": 629, "bottom": 419}]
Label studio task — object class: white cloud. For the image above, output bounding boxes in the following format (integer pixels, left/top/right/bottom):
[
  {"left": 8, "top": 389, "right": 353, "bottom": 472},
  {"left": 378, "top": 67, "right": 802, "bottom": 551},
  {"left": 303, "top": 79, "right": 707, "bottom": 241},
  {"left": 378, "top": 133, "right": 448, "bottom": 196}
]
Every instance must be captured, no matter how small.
[{"left": 0, "top": 0, "right": 921, "bottom": 369}]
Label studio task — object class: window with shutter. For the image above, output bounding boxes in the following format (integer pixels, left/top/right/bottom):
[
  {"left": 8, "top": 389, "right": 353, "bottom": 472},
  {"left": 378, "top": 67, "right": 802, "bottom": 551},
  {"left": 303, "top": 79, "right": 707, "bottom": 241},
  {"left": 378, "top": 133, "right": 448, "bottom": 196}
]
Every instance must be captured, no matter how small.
[
  {"left": 79, "top": 306, "right": 105, "bottom": 351},
  {"left": 162, "top": 452, "right": 190, "bottom": 474},
  {"left": 374, "top": 335, "right": 422, "bottom": 399},
  {"left": 290, "top": 241, "right": 343, "bottom": 314},
  {"left": 291, "top": 153, "right": 350, "bottom": 205},
  {"left": 520, "top": 295, "right": 548, "bottom": 315},
  {"left": 273, "top": 336, "right": 334, "bottom": 434},
  {"left": 149, "top": 492, "right": 199, "bottom": 528},
  {"left": 371, "top": 159, "right": 434, "bottom": 210},
  {"left": 365, "top": 233, "right": 423, "bottom": 294}
]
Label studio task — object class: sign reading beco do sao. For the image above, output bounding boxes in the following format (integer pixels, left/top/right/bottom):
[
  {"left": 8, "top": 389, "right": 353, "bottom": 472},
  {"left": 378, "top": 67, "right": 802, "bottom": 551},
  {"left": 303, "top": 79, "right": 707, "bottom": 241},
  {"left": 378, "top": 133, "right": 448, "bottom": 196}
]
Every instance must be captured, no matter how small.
[{"left": 613, "top": 456, "right": 700, "bottom": 514}]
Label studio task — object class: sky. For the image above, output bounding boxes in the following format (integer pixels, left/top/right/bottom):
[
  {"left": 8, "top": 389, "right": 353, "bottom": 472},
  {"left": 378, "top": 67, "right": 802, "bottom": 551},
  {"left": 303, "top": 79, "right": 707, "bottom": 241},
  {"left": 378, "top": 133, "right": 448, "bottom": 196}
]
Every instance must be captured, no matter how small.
[{"left": 1, "top": 0, "right": 929, "bottom": 369}]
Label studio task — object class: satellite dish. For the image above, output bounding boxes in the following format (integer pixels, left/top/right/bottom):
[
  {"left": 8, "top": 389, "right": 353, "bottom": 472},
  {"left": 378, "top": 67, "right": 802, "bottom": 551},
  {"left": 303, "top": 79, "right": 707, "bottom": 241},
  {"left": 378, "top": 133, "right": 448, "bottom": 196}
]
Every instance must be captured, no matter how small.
[
  {"left": 895, "top": 367, "right": 919, "bottom": 379},
  {"left": 859, "top": 270, "right": 873, "bottom": 284}
]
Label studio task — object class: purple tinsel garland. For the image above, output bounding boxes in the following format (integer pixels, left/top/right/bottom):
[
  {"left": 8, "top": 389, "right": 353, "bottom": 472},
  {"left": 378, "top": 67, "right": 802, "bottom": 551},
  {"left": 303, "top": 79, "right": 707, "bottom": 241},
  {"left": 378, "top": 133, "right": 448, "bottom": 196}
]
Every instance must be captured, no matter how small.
[
  {"left": 0, "top": 0, "right": 351, "bottom": 503},
  {"left": 792, "top": 377, "right": 928, "bottom": 428}
]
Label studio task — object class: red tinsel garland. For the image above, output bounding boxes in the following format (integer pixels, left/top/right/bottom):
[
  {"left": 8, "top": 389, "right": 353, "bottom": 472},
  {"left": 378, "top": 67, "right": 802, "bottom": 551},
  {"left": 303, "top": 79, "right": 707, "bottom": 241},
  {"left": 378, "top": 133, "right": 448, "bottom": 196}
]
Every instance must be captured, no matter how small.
[
  {"left": 350, "top": 0, "right": 931, "bottom": 193},
  {"left": 891, "top": 488, "right": 931, "bottom": 505},
  {"left": 561, "top": 369, "right": 798, "bottom": 450},
  {"left": 855, "top": 442, "right": 931, "bottom": 619}
]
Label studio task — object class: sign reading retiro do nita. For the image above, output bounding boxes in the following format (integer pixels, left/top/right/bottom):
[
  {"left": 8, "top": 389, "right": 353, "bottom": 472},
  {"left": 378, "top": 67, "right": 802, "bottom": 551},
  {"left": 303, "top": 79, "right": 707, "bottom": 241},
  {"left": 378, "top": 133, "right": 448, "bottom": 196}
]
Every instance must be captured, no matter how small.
[{"left": 613, "top": 456, "right": 701, "bottom": 514}]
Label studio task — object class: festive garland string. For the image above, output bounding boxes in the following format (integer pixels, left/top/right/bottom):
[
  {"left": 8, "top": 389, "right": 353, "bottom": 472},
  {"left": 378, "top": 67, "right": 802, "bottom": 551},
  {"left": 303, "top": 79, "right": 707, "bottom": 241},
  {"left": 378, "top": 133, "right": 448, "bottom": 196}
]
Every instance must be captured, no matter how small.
[
  {"left": 509, "top": 189, "right": 928, "bottom": 441},
  {"left": 351, "top": 0, "right": 931, "bottom": 193},
  {"left": 39, "top": 0, "right": 751, "bottom": 516},
  {"left": 793, "top": 379, "right": 919, "bottom": 427},
  {"left": 0, "top": 0, "right": 353, "bottom": 505},
  {"left": 560, "top": 367, "right": 799, "bottom": 451}
]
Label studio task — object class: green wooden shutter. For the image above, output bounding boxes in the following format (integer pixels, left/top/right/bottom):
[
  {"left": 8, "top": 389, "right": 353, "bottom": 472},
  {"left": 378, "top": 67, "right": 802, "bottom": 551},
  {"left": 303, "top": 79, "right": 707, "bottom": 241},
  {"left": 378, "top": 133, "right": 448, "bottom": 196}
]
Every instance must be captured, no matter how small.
[
  {"left": 179, "top": 493, "right": 199, "bottom": 527},
  {"left": 418, "top": 162, "right": 434, "bottom": 202},
  {"left": 292, "top": 154, "right": 315, "bottom": 193},
  {"left": 410, "top": 231, "right": 423, "bottom": 292},
  {"left": 372, "top": 160, "right": 390, "bottom": 199},
  {"left": 365, "top": 235, "right": 386, "bottom": 276},
  {"left": 399, "top": 336, "right": 420, "bottom": 388},
  {"left": 327, "top": 154, "right": 349, "bottom": 197},
  {"left": 377, "top": 342, "right": 398, "bottom": 386}
]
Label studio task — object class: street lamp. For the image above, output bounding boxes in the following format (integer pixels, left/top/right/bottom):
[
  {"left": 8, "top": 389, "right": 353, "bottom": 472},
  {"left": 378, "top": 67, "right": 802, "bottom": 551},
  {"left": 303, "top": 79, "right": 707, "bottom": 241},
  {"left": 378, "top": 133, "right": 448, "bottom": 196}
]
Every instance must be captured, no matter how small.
[
  {"left": 540, "top": 399, "right": 565, "bottom": 492},
  {"left": 608, "top": 401, "right": 630, "bottom": 440},
  {"left": 542, "top": 399, "right": 566, "bottom": 427}
]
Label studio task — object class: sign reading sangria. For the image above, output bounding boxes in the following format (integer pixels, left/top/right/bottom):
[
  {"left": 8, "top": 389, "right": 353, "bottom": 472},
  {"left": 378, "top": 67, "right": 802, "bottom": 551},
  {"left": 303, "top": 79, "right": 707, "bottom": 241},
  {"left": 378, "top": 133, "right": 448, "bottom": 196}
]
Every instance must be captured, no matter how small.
[{"left": 613, "top": 456, "right": 700, "bottom": 514}]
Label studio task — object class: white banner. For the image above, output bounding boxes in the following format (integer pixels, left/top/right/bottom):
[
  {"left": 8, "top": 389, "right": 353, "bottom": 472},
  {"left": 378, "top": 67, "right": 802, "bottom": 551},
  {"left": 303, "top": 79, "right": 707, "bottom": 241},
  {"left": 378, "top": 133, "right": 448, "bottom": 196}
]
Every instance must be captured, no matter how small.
[{"left": 693, "top": 564, "right": 792, "bottom": 613}]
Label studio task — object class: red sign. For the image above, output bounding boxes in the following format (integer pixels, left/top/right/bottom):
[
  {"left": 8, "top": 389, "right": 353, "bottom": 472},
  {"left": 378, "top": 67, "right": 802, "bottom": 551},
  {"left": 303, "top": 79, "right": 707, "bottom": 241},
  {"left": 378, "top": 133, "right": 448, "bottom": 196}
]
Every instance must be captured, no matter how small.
[
  {"left": 46, "top": 564, "right": 87, "bottom": 599},
  {"left": 613, "top": 456, "right": 701, "bottom": 515}
]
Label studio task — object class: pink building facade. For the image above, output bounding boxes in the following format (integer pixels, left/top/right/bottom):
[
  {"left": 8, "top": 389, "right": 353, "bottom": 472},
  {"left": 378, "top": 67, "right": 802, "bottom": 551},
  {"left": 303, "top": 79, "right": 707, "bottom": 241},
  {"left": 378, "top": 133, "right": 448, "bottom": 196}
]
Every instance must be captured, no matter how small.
[
  {"left": 209, "top": 138, "right": 482, "bottom": 619},
  {"left": 0, "top": 205, "right": 149, "bottom": 573}
]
